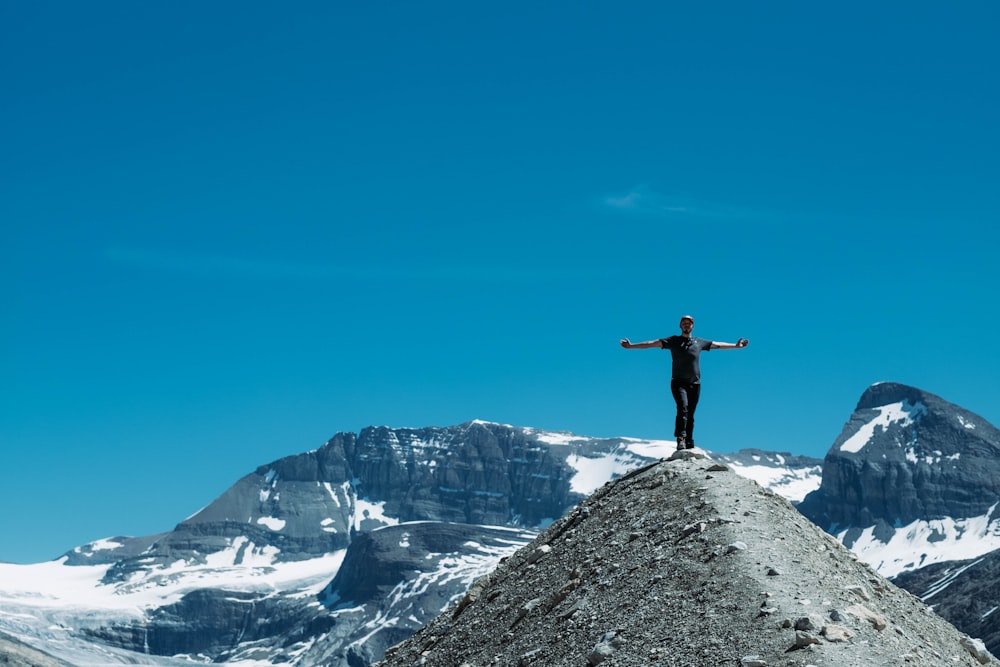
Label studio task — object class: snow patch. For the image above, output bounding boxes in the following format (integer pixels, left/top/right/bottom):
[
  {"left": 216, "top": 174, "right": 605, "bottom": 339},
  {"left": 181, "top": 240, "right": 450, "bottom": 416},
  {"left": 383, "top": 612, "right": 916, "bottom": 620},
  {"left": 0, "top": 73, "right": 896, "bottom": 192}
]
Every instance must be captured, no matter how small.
[
  {"left": 0, "top": 547, "right": 346, "bottom": 613},
  {"left": 840, "top": 503, "right": 1000, "bottom": 578},
  {"left": 619, "top": 437, "right": 674, "bottom": 460},
  {"left": 76, "top": 538, "right": 124, "bottom": 554},
  {"left": 840, "top": 400, "right": 928, "bottom": 454},
  {"left": 256, "top": 517, "right": 286, "bottom": 531},
  {"left": 354, "top": 498, "right": 399, "bottom": 531},
  {"left": 529, "top": 430, "right": 582, "bottom": 446},
  {"left": 322, "top": 481, "right": 351, "bottom": 508},
  {"left": 566, "top": 447, "right": 649, "bottom": 494},
  {"left": 905, "top": 448, "right": 953, "bottom": 466},
  {"left": 727, "top": 463, "right": 822, "bottom": 504},
  {"left": 919, "top": 558, "right": 986, "bottom": 600}
]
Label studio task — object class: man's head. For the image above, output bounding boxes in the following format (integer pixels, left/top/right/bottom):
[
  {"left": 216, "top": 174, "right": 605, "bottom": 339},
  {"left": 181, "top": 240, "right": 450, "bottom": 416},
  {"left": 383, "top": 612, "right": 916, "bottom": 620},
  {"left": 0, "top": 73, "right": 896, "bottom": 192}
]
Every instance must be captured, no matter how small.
[{"left": 679, "top": 315, "right": 695, "bottom": 334}]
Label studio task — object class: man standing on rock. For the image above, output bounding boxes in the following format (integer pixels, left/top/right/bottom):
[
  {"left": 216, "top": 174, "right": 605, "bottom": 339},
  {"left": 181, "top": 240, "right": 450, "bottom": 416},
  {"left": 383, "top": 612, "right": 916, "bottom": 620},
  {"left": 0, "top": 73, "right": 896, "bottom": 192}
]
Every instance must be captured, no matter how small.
[{"left": 620, "top": 315, "right": 748, "bottom": 450}]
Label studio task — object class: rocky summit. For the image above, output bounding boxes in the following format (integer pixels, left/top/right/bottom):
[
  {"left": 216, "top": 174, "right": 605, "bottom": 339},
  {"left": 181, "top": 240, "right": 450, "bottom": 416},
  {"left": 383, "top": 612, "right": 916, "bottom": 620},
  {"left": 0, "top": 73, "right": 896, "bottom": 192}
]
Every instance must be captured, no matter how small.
[
  {"left": 376, "top": 452, "right": 997, "bottom": 667},
  {"left": 800, "top": 382, "right": 1000, "bottom": 537}
]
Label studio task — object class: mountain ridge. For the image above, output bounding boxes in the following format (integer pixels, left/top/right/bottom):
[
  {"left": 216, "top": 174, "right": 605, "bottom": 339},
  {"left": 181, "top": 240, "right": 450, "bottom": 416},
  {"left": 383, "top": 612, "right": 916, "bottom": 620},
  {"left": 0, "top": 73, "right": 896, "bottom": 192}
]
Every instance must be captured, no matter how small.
[
  {"left": 0, "top": 422, "right": 685, "bottom": 666},
  {"left": 375, "top": 452, "right": 997, "bottom": 666},
  {"left": 2, "top": 383, "right": 998, "bottom": 666}
]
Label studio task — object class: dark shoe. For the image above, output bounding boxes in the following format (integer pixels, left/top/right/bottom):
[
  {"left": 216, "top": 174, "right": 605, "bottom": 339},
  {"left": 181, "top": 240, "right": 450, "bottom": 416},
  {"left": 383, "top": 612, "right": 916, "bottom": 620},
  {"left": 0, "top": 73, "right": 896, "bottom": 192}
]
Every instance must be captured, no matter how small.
[
  {"left": 676, "top": 437, "right": 686, "bottom": 450},
  {"left": 686, "top": 441, "right": 696, "bottom": 449}
]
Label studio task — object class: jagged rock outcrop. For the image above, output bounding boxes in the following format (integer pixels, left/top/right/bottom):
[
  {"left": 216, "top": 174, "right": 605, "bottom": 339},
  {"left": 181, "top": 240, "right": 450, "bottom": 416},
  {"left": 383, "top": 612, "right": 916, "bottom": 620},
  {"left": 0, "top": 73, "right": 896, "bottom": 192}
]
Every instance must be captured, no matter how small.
[
  {"left": 376, "top": 453, "right": 998, "bottom": 667},
  {"left": 342, "top": 423, "right": 578, "bottom": 528}
]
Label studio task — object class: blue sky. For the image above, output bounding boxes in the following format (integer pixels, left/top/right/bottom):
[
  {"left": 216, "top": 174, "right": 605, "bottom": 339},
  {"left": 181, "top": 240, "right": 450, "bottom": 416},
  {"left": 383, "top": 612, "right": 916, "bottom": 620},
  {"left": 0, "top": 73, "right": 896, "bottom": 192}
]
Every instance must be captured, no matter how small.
[{"left": 3, "top": 2, "right": 999, "bottom": 564}]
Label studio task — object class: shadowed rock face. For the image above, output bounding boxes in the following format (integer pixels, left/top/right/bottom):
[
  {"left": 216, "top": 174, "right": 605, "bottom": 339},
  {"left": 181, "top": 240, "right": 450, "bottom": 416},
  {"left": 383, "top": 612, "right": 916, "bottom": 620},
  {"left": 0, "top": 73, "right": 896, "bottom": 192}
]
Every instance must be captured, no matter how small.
[
  {"left": 91, "top": 422, "right": 589, "bottom": 592},
  {"left": 101, "top": 421, "right": 587, "bottom": 582},
  {"left": 342, "top": 423, "right": 578, "bottom": 528},
  {"left": 375, "top": 453, "right": 998, "bottom": 667},
  {"left": 799, "top": 382, "right": 1000, "bottom": 531},
  {"left": 894, "top": 551, "right": 1000, "bottom": 659}
]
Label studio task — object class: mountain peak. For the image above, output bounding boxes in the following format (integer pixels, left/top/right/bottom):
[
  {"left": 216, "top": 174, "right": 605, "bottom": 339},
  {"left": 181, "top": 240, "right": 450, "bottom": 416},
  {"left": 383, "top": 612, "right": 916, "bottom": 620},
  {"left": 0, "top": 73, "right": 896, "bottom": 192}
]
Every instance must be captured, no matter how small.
[
  {"left": 856, "top": 381, "right": 932, "bottom": 411},
  {"left": 800, "top": 383, "right": 1000, "bottom": 578}
]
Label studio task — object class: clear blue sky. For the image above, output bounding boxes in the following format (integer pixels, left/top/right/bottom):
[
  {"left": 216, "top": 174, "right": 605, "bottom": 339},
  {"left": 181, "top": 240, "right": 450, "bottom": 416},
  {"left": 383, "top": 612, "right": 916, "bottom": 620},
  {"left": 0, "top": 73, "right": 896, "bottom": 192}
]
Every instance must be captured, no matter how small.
[{"left": 3, "top": 2, "right": 999, "bottom": 564}]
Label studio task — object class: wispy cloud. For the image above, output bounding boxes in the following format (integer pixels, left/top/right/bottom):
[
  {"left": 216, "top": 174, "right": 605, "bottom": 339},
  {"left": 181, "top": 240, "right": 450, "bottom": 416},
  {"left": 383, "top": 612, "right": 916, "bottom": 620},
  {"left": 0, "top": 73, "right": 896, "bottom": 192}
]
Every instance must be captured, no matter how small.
[
  {"left": 602, "top": 185, "right": 769, "bottom": 222},
  {"left": 604, "top": 190, "right": 645, "bottom": 210}
]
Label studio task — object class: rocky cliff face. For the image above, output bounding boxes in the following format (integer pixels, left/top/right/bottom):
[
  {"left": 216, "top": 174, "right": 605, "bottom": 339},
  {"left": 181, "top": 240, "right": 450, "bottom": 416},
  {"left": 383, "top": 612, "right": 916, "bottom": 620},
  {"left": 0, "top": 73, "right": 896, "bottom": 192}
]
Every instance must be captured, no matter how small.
[
  {"left": 376, "top": 451, "right": 998, "bottom": 667},
  {"left": 798, "top": 382, "right": 1000, "bottom": 575},
  {"left": 99, "top": 421, "right": 598, "bottom": 583}
]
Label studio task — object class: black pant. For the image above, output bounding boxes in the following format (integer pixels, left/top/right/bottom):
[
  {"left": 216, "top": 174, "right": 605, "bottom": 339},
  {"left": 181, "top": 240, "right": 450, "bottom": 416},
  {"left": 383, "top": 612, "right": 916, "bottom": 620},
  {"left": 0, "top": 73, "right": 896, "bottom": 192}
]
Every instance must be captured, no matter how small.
[{"left": 670, "top": 379, "right": 701, "bottom": 443}]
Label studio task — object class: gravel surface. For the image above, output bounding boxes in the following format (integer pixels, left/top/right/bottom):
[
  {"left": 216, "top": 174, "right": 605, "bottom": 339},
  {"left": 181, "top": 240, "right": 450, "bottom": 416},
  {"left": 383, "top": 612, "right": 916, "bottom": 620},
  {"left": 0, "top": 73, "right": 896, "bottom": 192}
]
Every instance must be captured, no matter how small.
[{"left": 376, "top": 452, "right": 998, "bottom": 667}]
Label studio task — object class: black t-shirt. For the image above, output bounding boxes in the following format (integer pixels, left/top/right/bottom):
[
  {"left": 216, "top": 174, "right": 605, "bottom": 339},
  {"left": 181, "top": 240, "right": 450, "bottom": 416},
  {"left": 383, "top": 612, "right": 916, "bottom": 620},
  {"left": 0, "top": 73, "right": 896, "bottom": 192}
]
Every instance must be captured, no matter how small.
[{"left": 659, "top": 335, "right": 713, "bottom": 383}]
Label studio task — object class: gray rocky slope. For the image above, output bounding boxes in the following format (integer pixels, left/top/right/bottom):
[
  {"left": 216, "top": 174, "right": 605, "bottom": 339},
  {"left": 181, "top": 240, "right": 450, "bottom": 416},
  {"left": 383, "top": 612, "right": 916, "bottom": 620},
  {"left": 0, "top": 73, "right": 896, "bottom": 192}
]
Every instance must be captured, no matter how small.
[
  {"left": 0, "top": 630, "right": 74, "bottom": 667},
  {"left": 376, "top": 452, "right": 997, "bottom": 667}
]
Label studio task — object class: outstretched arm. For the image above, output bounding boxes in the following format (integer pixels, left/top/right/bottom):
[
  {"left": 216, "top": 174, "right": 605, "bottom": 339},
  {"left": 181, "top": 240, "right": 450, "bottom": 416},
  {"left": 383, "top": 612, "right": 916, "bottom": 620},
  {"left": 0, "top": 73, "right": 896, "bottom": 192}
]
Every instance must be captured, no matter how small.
[
  {"left": 620, "top": 338, "right": 662, "bottom": 349},
  {"left": 710, "top": 338, "right": 749, "bottom": 350}
]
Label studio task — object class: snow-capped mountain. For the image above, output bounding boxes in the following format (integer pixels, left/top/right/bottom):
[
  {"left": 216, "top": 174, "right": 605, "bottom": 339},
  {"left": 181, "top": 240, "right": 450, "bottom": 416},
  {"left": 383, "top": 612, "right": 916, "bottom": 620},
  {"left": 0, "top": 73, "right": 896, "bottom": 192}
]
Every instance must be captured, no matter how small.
[
  {"left": 792, "top": 382, "right": 1000, "bottom": 658},
  {"left": 0, "top": 417, "right": 863, "bottom": 667},
  {"left": 0, "top": 422, "right": 683, "bottom": 666},
  {"left": 798, "top": 381, "right": 1000, "bottom": 578}
]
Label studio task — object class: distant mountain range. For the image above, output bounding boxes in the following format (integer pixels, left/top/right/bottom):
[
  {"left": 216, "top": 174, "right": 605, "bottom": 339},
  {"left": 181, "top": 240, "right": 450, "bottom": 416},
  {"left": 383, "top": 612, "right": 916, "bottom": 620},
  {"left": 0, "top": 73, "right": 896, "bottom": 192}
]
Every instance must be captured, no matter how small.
[{"left": 1, "top": 382, "right": 998, "bottom": 665}]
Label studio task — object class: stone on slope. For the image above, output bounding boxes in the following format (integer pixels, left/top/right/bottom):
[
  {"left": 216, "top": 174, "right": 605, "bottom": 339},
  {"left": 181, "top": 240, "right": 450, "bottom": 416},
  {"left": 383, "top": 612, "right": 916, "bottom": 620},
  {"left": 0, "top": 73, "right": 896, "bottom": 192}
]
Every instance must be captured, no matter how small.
[{"left": 376, "top": 455, "right": 998, "bottom": 667}]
